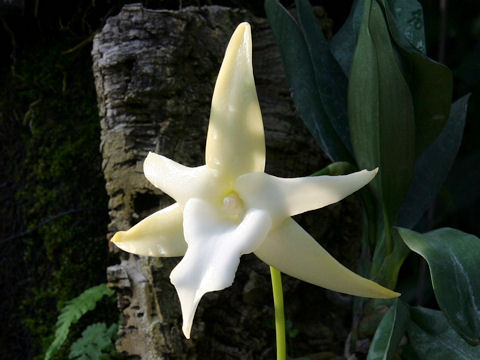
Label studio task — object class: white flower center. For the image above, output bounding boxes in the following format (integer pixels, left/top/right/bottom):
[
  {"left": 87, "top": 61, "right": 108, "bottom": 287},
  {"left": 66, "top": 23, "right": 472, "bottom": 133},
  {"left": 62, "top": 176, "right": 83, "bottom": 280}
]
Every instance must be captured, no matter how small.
[{"left": 221, "top": 192, "right": 245, "bottom": 220}]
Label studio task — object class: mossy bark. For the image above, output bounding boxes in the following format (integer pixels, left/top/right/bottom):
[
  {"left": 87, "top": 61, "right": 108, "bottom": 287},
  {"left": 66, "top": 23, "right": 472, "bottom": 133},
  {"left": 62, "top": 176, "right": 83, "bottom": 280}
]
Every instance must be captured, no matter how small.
[{"left": 93, "top": 4, "right": 361, "bottom": 359}]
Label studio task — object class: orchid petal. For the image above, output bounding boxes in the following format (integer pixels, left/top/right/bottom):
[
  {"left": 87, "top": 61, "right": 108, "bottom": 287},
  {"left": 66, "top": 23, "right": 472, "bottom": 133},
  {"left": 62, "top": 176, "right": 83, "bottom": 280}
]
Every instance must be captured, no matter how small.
[
  {"left": 254, "top": 217, "right": 399, "bottom": 299},
  {"left": 111, "top": 203, "right": 187, "bottom": 257},
  {"left": 205, "top": 22, "right": 265, "bottom": 180},
  {"left": 144, "top": 152, "right": 226, "bottom": 204},
  {"left": 170, "top": 198, "right": 271, "bottom": 338},
  {"left": 235, "top": 169, "right": 378, "bottom": 225}
]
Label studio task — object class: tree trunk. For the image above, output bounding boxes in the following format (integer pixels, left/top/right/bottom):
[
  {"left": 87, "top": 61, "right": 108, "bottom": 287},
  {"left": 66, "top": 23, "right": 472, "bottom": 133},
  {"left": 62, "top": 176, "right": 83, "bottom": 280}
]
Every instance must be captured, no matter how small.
[{"left": 92, "top": 4, "right": 360, "bottom": 359}]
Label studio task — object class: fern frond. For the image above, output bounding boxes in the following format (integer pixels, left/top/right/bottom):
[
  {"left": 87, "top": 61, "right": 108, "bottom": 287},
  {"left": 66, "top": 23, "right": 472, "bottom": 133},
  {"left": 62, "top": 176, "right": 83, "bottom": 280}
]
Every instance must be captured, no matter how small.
[
  {"left": 44, "top": 283, "right": 115, "bottom": 360},
  {"left": 68, "top": 322, "right": 118, "bottom": 360}
]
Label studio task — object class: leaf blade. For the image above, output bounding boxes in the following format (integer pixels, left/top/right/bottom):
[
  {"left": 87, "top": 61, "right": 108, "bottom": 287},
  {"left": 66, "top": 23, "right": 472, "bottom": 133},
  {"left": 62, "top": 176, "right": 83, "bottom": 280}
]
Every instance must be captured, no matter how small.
[
  {"left": 386, "top": 0, "right": 426, "bottom": 54},
  {"left": 398, "top": 227, "right": 480, "bottom": 345},
  {"left": 331, "top": 0, "right": 364, "bottom": 75},
  {"left": 265, "top": 0, "right": 353, "bottom": 162},
  {"left": 348, "top": 0, "right": 416, "bottom": 223},
  {"left": 295, "top": 0, "right": 352, "bottom": 153},
  {"left": 398, "top": 94, "right": 470, "bottom": 228},
  {"left": 380, "top": 0, "right": 453, "bottom": 157},
  {"left": 367, "top": 299, "right": 410, "bottom": 360},
  {"left": 408, "top": 307, "right": 480, "bottom": 359}
]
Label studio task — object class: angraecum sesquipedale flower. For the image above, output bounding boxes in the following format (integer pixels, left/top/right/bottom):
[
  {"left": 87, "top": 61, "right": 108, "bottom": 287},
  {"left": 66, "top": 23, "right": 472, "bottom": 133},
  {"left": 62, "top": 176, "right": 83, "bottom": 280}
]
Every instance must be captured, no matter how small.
[{"left": 111, "top": 22, "right": 399, "bottom": 339}]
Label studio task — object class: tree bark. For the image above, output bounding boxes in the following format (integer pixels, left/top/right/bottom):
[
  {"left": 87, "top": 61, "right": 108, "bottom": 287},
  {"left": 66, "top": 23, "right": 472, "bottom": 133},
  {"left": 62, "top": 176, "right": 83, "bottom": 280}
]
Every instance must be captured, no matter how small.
[{"left": 92, "top": 4, "right": 360, "bottom": 359}]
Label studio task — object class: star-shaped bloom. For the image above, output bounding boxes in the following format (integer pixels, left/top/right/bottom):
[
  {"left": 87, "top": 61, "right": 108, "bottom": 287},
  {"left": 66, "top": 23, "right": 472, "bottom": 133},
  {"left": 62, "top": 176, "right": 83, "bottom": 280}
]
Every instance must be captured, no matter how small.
[{"left": 112, "top": 22, "right": 399, "bottom": 339}]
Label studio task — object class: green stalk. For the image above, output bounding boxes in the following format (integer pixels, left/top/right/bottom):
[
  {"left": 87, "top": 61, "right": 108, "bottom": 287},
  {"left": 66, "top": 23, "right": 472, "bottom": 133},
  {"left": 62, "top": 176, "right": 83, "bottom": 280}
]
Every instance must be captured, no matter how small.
[
  {"left": 385, "top": 222, "right": 393, "bottom": 255},
  {"left": 270, "top": 266, "right": 286, "bottom": 360},
  {"left": 383, "top": 206, "right": 393, "bottom": 255}
]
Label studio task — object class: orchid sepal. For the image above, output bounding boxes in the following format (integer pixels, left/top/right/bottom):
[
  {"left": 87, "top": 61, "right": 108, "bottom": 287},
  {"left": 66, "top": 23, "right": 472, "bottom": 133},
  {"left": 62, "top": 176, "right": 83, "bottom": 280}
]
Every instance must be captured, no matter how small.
[
  {"left": 111, "top": 203, "right": 186, "bottom": 257},
  {"left": 206, "top": 22, "right": 266, "bottom": 181},
  {"left": 254, "top": 217, "right": 399, "bottom": 299}
]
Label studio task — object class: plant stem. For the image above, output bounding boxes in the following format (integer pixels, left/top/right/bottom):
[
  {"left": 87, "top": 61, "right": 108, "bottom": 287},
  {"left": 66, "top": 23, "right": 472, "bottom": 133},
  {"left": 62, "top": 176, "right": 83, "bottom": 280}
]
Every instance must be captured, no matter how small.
[
  {"left": 383, "top": 208, "right": 393, "bottom": 255},
  {"left": 270, "top": 266, "right": 286, "bottom": 360}
]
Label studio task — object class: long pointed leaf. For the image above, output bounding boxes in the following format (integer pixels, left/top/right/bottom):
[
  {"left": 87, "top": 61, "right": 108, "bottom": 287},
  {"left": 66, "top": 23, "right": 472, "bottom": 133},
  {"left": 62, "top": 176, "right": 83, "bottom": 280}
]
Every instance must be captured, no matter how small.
[
  {"left": 295, "top": 0, "right": 351, "bottom": 152},
  {"left": 331, "top": 0, "right": 425, "bottom": 75},
  {"left": 380, "top": 0, "right": 453, "bottom": 157},
  {"left": 331, "top": 0, "right": 363, "bottom": 76},
  {"left": 398, "top": 94, "right": 470, "bottom": 228},
  {"left": 349, "top": 0, "right": 415, "bottom": 223},
  {"left": 367, "top": 299, "right": 410, "bottom": 360},
  {"left": 265, "top": 0, "right": 353, "bottom": 162}
]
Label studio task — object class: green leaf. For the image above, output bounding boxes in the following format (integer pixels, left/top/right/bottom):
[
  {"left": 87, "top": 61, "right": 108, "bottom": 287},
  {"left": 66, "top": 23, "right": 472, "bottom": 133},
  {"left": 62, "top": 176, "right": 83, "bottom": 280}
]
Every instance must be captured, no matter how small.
[
  {"left": 398, "top": 228, "right": 480, "bottom": 345},
  {"left": 348, "top": 0, "right": 451, "bottom": 158},
  {"left": 331, "top": 0, "right": 425, "bottom": 75},
  {"left": 398, "top": 94, "right": 470, "bottom": 228},
  {"left": 379, "top": 0, "right": 453, "bottom": 157},
  {"left": 295, "top": 0, "right": 352, "bottom": 153},
  {"left": 386, "top": 0, "right": 426, "bottom": 54},
  {"left": 265, "top": 0, "right": 353, "bottom": 162},
  {"left": 45, "top": 284, "right": 115, "bottom": 360},
  {"left": 348, "top": 0, "right": 415, "bottom": 224},
  {"left": 69, "top": 322, "right": 118, "bottom": 360},
  {"left": 367, "top": 299, "right": 410, "bottom": 360},
  {"left": 371, "top": 228, "right": 410, "bottom": 289},
  {"left": 310, "top": 161, "right": 357, "bottom": 177},
  {"left": 331, "top": 0, "right": 364, "bottom": 75},
  {"left": 408, "top": 307, "right": 480, "bottom": 359}
]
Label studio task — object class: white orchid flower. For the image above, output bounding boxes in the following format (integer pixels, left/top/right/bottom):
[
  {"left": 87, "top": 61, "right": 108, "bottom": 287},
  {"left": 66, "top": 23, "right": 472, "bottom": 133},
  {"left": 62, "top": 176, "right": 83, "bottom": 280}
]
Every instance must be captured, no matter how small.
[{"left": 112, "top": 22, "right": 399, "bottom": 339}]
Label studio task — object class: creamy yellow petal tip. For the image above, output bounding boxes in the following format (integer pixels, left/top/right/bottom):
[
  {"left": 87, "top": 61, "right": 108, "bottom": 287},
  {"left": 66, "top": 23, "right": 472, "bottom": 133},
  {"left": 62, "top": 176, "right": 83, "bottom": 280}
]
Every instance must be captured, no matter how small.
[
  {"left": 364, "top": 281, "right": 401, "bottom": 299},
  {"left": 111, "top": 231, "right": 140, "bottom": 255},
  {"left": 236, "top": 22, "right": 250, "bottom": 32},
  {"left": 110, "top": 231, "right": 129, "bottom": 250},
  {"left": 390, "top": 290, "right": 401, "bottom": 298}
]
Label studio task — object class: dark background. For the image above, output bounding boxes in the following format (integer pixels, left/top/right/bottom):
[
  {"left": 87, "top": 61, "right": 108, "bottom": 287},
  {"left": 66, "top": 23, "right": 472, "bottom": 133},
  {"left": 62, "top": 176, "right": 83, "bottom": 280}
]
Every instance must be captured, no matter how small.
[{"left": 1, "top": 1, "right": 478, "bottom": 359}]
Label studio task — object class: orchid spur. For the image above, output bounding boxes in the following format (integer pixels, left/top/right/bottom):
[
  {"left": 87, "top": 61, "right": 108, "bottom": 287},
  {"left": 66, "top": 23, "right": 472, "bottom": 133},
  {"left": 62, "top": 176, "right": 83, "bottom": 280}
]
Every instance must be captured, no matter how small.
[{"left": 111, "top": 22, "right": 399, "bottom": 339}]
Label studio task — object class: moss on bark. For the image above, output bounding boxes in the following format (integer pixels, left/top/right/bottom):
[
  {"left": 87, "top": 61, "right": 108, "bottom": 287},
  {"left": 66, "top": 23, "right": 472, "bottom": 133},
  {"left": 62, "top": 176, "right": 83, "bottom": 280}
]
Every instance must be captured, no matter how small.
[{"left": 0, "top": 39, "right": 116, "bottom": 359}]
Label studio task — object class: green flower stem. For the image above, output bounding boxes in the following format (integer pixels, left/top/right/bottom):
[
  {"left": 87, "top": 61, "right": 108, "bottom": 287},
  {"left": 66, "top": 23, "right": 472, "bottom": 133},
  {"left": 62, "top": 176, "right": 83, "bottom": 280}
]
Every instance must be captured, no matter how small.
[{"left": 270, "top": 266, "right": 286, "bottom": 360}]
